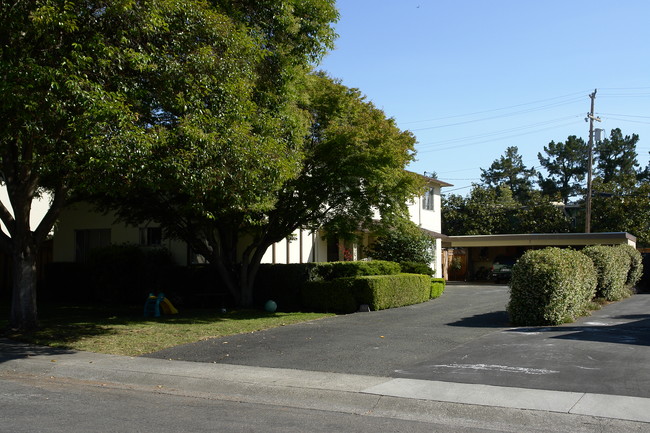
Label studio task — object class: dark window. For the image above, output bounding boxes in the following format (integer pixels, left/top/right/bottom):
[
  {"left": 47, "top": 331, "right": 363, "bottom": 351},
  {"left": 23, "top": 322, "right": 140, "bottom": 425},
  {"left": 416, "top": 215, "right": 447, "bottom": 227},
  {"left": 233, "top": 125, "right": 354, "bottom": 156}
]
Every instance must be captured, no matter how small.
[
  {"left": 327, "top": 238, "right": 339, "bottom": 262},
  {"left": 75, "top": 229, "right": 111, "bottom": 262},
  {"left": 139, "top": 227, "right": 162, "bottom": 246}
]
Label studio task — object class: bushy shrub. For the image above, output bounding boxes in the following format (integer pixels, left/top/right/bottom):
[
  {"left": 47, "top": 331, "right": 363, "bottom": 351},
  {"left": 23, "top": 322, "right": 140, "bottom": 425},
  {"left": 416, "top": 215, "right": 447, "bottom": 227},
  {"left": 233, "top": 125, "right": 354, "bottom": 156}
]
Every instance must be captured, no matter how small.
[
  {"left": 254, "top": 263, "right": 317, "bottom": 311},
  {"left": 616, "top": 244, "right": 643, "bottom": 289},
  {"left": 581, "top": 245, "right": 631, "bottom": 301},
  {"left": 312, "top": 260, "right": 400, "bottom": 281},
  {"left": 368, "top": 220, "right": 435, "bottom": 265},
  {"left": 300, "top": 279, "right": 358, "bottom": 313},
  {"left": 431, "top": 278, "right": 446, "bottom": 298},
  {"left": 400, "top": 261, "right": 434, "bottom": 276},
  {"left": 508, "top": 248, "right": 596, "bottom": 326}
]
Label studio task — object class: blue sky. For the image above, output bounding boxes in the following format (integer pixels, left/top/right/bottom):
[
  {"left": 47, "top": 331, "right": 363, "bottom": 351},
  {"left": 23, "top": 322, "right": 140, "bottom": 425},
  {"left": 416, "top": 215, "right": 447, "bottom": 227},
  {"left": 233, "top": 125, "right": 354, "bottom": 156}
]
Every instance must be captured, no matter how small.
[{"left": 318, "top": 0, "right": 650, "bottom": 195}]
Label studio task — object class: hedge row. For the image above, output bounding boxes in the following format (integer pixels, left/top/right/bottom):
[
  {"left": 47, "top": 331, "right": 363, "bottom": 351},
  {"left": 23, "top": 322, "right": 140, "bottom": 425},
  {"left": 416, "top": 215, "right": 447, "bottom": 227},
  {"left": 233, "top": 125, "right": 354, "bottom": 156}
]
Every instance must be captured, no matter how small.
[
  {"left": 43, "top": 253, "right": 440, "bottom": 312},
  {"left": 301, "top": 273, "right": 435, "bottom": 313},
  {"left": 253, "top": 260, "right": 435, "bottom": 312},
  {"left": 508, "top": 245, "right": 642, "bottom": 326}
]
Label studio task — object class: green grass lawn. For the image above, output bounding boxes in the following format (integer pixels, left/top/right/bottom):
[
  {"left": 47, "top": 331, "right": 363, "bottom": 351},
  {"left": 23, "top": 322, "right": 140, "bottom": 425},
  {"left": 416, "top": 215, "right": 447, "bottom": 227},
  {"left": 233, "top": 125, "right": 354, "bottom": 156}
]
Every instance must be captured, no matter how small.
[{"left": 1, "top": 303, "right": 333, "bottom": 356}]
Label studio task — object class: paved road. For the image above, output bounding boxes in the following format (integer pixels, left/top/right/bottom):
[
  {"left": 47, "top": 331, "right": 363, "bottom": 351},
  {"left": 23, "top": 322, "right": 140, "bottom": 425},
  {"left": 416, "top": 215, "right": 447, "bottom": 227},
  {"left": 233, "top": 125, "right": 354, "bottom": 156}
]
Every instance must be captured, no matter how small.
[
  {"left": 147, "top": 283, "right": 650, "bottom": 398},
  {"left": 3, "top": 283, "right": 650, "bottom": 429}
]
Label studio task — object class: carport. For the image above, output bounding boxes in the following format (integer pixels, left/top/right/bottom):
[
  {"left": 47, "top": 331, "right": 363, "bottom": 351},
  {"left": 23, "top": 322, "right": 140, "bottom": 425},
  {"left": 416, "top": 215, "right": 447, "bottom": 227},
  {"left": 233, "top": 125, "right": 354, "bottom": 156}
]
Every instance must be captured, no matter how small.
[{"left": 442, "top": 232, "right": 637, "bottom": 281}]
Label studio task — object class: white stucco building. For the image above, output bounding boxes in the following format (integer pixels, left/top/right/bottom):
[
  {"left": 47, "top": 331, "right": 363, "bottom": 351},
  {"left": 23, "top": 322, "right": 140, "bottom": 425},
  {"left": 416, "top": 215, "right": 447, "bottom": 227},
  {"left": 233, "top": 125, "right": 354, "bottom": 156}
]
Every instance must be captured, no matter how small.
[{"left": 52, "top": 176, "right": 452, "bottom": 277}]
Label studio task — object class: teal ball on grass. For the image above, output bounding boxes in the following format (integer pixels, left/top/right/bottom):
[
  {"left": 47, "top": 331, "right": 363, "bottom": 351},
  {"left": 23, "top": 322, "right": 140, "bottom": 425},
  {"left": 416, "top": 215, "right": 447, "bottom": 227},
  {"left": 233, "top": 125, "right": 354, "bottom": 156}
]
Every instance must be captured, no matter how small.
[{"left": 264, "top": 300, "right": 277, "bottom": 313}]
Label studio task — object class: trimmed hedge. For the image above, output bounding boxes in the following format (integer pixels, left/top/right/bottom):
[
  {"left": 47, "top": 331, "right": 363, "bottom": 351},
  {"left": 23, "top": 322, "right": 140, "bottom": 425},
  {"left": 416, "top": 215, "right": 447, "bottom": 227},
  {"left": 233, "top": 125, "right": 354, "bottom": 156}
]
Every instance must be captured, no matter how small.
[
  {"left": 616, "top": 244, "right": 643, "bottom": 289},
  {"left": 508, "top": 248, "right": 596, "bottom": 326},
  {"left": 312, "top": 260, "right": 401, "bottom": 281},
  {"left": 399, "top": 261, "right": 434, "bottom": 276},
  {"left": 301, "top": 273, "right": 432, "bottom": 313},
  {"left": 254, "top": 263, "right": 317, "bottom": 311},
  {"left": 581, "top": 245, "right": 631, "bottom": 301},
  {"left": 431, "top": 278, "right": 446, "bottom": 298}
]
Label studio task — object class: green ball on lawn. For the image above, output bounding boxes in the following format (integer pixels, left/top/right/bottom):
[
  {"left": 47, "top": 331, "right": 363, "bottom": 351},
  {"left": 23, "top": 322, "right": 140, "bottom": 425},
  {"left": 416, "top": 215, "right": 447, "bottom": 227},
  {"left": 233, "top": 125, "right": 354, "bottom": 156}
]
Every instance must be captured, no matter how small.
[{"left": 264, "top": 300, "right": 277, "bottom": 313}]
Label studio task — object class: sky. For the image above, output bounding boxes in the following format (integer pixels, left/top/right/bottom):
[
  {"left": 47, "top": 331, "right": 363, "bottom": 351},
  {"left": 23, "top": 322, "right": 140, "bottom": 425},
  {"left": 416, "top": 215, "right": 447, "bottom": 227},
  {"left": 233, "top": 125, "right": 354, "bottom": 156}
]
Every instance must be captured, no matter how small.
[{"left": 318, "top": 0, "right": 650, "bottom": 195}]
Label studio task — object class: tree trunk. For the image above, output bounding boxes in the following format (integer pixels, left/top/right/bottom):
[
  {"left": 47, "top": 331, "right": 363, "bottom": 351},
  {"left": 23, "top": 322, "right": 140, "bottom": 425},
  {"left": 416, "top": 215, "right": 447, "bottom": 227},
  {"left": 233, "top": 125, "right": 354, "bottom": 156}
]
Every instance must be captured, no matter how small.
[{"left": 9, "top": 244, "right": 39, "bottom": 331}]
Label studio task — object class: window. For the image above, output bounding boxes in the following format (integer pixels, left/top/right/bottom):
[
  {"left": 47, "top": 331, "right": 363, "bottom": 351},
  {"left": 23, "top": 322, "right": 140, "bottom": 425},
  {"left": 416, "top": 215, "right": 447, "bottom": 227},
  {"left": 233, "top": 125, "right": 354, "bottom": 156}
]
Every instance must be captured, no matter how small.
[
  {"left": 422, "top": 187, "right": 435, "bottom": 211},
  {"left": 139, "top": 227, "right": 162, "bottom": 246},
  {"left": 75, "top": 229, "right": 111, "bottom": 262}
]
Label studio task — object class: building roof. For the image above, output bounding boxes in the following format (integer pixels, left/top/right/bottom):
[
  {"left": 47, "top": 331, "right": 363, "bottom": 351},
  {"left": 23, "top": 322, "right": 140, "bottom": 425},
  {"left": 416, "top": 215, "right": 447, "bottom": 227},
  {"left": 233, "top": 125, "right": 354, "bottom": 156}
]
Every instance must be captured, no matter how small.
[
  {"left": 444, "top": 232, "right": 636, "bottom": 248},
  {"left": 406, "top": 170, "right": 453, "bottom": 188}
]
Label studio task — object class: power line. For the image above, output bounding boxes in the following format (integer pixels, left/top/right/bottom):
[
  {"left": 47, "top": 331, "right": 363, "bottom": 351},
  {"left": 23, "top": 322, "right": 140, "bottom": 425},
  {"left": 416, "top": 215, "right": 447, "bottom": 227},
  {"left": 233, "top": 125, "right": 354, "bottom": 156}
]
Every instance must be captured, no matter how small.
[
  {"left": 401, "top": 90, "right": 590, "bottom": 125},
  {"left": 417, "top": 115, "right": 581, "bottom": 149},
  {"left": 410, "top": 98, "right": 584, "bottom": 132},
  {"left": 417, "top": 119, "right": 581, "bottom": 153}
]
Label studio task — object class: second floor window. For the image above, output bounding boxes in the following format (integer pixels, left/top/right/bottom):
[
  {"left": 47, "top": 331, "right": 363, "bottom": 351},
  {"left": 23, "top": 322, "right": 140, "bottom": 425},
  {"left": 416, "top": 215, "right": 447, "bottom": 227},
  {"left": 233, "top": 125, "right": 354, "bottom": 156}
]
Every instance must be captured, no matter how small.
[{"left": 423, "top": 187, "right": 435, "bottom": 211}]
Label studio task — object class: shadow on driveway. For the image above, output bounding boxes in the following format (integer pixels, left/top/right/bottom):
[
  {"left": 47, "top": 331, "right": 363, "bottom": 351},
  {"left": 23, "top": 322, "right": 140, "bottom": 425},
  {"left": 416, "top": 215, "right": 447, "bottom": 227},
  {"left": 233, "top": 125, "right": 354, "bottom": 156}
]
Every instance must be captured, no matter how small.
[{"left": 447, "top": 311, "right": 510, "bottom": 328}]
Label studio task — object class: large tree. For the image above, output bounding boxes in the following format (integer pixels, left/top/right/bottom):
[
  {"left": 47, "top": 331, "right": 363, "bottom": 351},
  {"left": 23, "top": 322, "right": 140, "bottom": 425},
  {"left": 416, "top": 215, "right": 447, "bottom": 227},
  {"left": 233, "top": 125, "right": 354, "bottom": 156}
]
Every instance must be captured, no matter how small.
[
  {"left": 594, "top": 128, "right": 640, "bottom": 185},
  {"left": 537, "top": 135, "right": 588, "bottom": 204},
  {"left": 1, "top": 0, "right": 314, "bottom": 330},
  {"left": 480, "top": 146, "right": 537, "bottom": 201},
  {"left": 590, "top": 178, "right": 650, "bottom": 245},
  {"left": 97, "top": 72, "right": 420, "bottom": 306},
  {"left": 442, "top": 184, "right": 519, "bottom": 235}
]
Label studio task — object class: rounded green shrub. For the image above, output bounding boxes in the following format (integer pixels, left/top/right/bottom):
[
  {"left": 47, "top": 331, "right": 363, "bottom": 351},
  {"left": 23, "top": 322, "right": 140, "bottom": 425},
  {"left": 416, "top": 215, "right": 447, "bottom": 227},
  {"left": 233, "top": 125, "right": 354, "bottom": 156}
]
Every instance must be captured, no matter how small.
[
  {"left": 616, "top": 244, "right": 643, "bottom": 289},
  {"left": 399, "top": 261, "right": 434, "bottom": 276},
  {"left": 581, "top": 245, "right": 631, "bottom": 301},
  {"left": 508, "top": 248, "right": 596, "bottom": 326}
]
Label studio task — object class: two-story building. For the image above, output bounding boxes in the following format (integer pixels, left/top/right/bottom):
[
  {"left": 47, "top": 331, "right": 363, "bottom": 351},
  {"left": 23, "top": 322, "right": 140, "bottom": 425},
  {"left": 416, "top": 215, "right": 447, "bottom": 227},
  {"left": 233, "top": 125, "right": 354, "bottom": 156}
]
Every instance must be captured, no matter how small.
[{"left": 52, "top": 175, "right": 452, "bottom": 277}]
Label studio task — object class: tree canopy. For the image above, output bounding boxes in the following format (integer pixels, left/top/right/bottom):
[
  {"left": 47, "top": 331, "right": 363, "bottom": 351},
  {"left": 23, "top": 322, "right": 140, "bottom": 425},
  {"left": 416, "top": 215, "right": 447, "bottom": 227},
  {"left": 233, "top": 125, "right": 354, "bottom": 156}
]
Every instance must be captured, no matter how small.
[
  {"left": 1, "top": 0, "right": 339, "bottom": 329},
  {"left": 92, "top": 69, "right": 420, "bottom": 306},
  {"left": 443, "top": 128, "right": 649, "bottom": 244},
  {"left": 480, "top": 146, "right": 536, "bottom": 201},
  {"left": 537, "top": 135, "right": 588, "bottom": 204}
]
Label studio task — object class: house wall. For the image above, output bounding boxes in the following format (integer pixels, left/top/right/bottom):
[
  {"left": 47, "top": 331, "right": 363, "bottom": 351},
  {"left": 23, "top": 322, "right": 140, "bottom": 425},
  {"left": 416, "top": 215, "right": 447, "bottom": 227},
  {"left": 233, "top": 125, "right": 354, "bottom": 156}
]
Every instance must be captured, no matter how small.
[
  {"left": 258, "top": 229, "right": 327, "bottom": 264},
  {"left": 406, "top": 186, "right": 443, "bottom": 277},
  {"left": 52, "top": 202, "right": 188, "bottom": 264},
  {"left": 53, "top": 183, "right": 445, "bottom": 275}
]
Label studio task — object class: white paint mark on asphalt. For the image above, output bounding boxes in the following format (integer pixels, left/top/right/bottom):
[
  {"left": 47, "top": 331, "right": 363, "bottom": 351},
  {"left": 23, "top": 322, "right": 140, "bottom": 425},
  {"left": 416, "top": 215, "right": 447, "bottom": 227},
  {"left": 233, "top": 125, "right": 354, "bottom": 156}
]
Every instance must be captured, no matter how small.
[
  {"left": 427, "top": 363, "right": 559, "bottom": 375},
  {"left": 575, "top": 366, "right": 600, "bottom": 370}
]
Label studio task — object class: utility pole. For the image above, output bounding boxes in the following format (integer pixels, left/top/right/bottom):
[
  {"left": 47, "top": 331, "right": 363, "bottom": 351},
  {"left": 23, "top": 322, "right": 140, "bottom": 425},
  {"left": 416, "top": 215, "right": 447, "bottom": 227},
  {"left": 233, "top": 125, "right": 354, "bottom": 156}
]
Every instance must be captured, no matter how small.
[{"left": 585, "top": 89, "right": 601, "bottom": 233}]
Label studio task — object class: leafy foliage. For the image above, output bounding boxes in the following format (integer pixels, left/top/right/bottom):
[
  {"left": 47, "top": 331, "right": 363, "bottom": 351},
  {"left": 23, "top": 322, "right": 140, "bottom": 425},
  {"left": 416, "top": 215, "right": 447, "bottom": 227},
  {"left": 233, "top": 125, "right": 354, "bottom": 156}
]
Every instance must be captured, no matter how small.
[
  {"left": 594, "top": 128, "right": 640, "bottom": 185},
  {"left": 480, "top": 146, "right": 536, "bottom": 201},
  {"left": 443, "top": 127, "right": 649, "bottom": 243},
  {"left": 368, "top": 220, "right": 435, "bottom": 265},
  {"left": 616, "top": 244, "right": 643, "bottom": 288},
  {"left": 537, "top": 135, "right": 588, "bottom": 204},
  {"left": 581, "top": 245, "right": 632, "bottom": 301}
]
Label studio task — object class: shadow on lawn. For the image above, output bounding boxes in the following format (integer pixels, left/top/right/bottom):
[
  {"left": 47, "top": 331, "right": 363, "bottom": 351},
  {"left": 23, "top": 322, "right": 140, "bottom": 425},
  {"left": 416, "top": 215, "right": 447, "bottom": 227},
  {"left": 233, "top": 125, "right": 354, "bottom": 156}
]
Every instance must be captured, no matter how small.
[{"left": 0, "top": 303, "right": 287, "bottom": 359}]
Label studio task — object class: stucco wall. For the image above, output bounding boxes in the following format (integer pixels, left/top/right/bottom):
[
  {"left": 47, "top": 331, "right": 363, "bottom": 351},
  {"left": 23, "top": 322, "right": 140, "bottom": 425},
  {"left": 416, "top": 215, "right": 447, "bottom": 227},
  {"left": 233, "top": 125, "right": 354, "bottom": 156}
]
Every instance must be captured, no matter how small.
[{"left": 53, "top": 202, "right": 188, "bottom": 264}]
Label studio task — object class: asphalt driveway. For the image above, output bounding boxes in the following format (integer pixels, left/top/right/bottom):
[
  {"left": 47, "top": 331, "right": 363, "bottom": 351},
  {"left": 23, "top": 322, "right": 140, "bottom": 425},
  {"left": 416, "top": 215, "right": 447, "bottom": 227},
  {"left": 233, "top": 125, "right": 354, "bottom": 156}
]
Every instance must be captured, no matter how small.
[{"left": 146, "top": 283, "right": 650, "bottom": 398}]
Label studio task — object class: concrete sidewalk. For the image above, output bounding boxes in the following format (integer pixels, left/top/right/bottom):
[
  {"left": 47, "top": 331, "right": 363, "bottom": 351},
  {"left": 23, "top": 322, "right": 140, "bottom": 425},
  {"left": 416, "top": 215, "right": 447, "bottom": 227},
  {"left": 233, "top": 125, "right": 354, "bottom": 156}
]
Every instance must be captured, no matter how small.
[{"left": 1, "top": 337, "right": 650, "bottom": 425}]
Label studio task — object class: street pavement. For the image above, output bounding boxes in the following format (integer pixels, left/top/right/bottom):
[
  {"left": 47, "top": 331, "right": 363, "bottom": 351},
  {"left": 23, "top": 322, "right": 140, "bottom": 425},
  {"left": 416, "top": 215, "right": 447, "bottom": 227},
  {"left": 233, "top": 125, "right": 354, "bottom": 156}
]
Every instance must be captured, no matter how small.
[{"left": 1, "top": 283, "right": 650, "bottom": 429}]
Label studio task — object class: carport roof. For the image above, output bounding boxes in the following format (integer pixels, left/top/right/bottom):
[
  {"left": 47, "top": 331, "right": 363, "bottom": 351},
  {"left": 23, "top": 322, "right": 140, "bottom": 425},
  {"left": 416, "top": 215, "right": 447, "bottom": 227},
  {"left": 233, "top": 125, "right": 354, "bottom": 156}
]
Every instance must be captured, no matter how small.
[{"left": 443, "top": 232, "right": 636, "bottom": 248}]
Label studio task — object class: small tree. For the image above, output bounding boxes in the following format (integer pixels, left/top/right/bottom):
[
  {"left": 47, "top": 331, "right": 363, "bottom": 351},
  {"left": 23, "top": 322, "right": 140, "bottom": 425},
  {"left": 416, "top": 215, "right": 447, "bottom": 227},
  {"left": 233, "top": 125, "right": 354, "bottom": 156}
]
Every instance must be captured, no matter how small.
[{"left": 368, "top": 220, "right": 436, "bottom": 266}]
